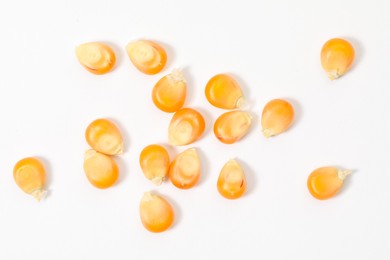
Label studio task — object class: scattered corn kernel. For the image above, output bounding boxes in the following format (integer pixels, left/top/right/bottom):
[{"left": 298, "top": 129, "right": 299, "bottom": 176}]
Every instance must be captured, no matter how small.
[
  {"left": 321, "top": 38, "right": 355, "bottom": 80},
  {"left": 126, "top": 40, "right": 167, "bottom": 75},
  {"left": 139, "top": 144, "right": 170, "bottom": 185},
  {"left": 169, "top": 148, "right": 200, "bottom": 189},
  {"left": 307, "top": 166, "right": 352, "bottom": 200},
  {"left": 261, "top": 99, "right": 294, "bottom": 138},
  {"left": 75, "top": 42, "right": 116, "bottom": 75},
  {"left": 140, "top": 192, "right": 174, "bottom": 233},
  {"left": 152, "top": 69, "right": 186, "bottom": 113},
  {"left": 83, "top": 149, "right": 119, "bottom": 189},
  {"left": 217, "top": 159, "right": 246, "bottom": 199},
  {"left": 214, "top": 111, "right": 252, "bottom": 144},
  {"left": 85, "top": 118, "right": 124, "bottom": 155},
  {"left": 205, "top": 74, "right": 244, "bottom": 109},
  {"left": 168, "top": 108, "right": 205, "bottom": 146},
  {"left": 13, "top": 157, "right": 47, "bottom": 201}
]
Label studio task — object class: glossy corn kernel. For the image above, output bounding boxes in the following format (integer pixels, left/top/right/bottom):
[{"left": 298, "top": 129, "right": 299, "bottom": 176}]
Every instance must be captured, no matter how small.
[
  {"left": 169, "top": 148, "right": 200, "bottom": 189},
  {"left": 205, "top": 74, "right": 244, "bottom": 109},
  {"left": 139, "top": 145, "right": 170, "bottom": 185},
  {"left": 214, "top": 111, "right": 252, "bottom": 144},
  {"left": 152, "top": 69, "right": 186, "bottom": 113},
  {"left": 75, "top": 42, "right": 116, "bottom": 75},
  {"left": 126, "top": 40, "right": 167, "bottom": 75},
  {"left": 13, "top": 157, "right": 47, "bottom": 201},
  {"left": 261, "top": 99, "right": 294, "bottom": 138},
  {"left": 168, "top": 108, "right": 205, "bottom": 146},
  {"left": 321, "top": 38, "right": 355, "bottom": 80},
  {"left": 85, "top": 118, "right": 124, "bottom": 155},
  {"left": 140, "top": 192, "right": 174, "bottom": 233},
  {"left": 83, "top": 150, "right": 119, "bottom": 189},
  {"left": 307, "top": 166, "right": 352, "bottom": 200},
  {"left": 217, "top": 159, "right": 246, "bottom": 199}
]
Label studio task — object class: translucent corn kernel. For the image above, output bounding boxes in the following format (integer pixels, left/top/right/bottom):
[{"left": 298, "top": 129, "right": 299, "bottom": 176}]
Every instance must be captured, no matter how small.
[
  {"left": 152, "top": 69, "right": 186, "bottom": 113},
  {"left": 75, "top": 42, "right": 116, "bottom": 75},
  {"left": 13, "top": 157, "right": 47, "bottom": 201},
  {"left": 169, "top": 148, "right": 200, "bottom": 189},
  {"left": 168, "top": 108, "right": 205, "bottom": 146},
  {"left": 139, "top": 144, "right": 170, "bottom": 185},
  {"left": 217, "top": 159, "right": 246, "bottom": 199},
  {"left": 205, "top": 74, "right": 244, "bottom": 109},
  {"left": 321, "top": 38, "right": 355, "bottom": 80},
  {"left": 140, "top": 192, "right": 174, "bottom": 233},
  {"left": 126, "top": 40, "right": 167, "bottom": 75},
  {"left": 307, "top": 166, "right": 352, "bottom": 200},
  {"left": 85, "top": 118, "right": 124, "bottom": 155},
  {"left": 83, "top": 150, "right": 119, "bottom": 189},
  {"left": 261, "top": 99, "right": 294, "bottom": 138},
  {"left": 214, "top": 111, "right": 252, "bottom": 144}
]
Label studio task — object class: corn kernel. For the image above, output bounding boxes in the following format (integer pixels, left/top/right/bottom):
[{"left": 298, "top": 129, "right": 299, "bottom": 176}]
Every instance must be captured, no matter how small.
[
  {"left": 214, "top": 111, "right": 252, "bottom": 144},
  {"left": 85, "top": 118, "right": 124, "bottom": 155},
  {"left": 83, "top": 149, "right": 119, "bottom": 189},
  {"left": 261, "top": 99, "right": 294, "bottom": 138},
  {"left": 13, "top": 157, "right": 47, "bottom": 201},
  {"left": 168, "top": 108, "right": 205, "bottom": 146},
  {"left": 169, "top": 148, "right": 200, "bottom": 189},
  {"left": 152, "top": 69, "right": 186, "bottom": 113},
  {"left": 140, "top": 192, "right": 174, "bottom": 233},
  {"left": 217, "top": 159, "right": 246, "bottom": 199},
  {"left": 75, "top": 42, "right": 116, "bottom": 75},
  {"left": 321, "top": 38, "right": 355, "bottom": 80},
  {"left": 307, "top": 166, "right": 352, "bottom": 200},
  {"left": 139, "top": 144, "right": 170, "bottom": 185},
  {"left": 205, "top": 74, "right": 244, "bottom": 109},
  {"left": 126, "top": 40, "right": 167, "bottom": 75}
]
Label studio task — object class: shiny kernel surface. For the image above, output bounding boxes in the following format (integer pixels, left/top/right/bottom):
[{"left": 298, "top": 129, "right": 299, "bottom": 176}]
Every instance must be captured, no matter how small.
[
  {"left": 205, "top": 74, "right": 244, "bottom": 109},
  {"left": 214, "top": 110, "right": 252, "bottom": 144},
  {"left": 139, "top": 144, "right": 170, "bottom": 185},
  {"left": 140, "top": 192, "right": 174, "bottom": 233},
  {"left": 261, "top": 99, "right": 294, "bottom": 138},
  {"left": 75, "top": 42, "right": 116, "bottom": 75},
  {"left": 217, "top": 159, "right": 246, "bottom": 199},
  {"left": 169, "top": 148, "right": 200, "bottom": 189}
]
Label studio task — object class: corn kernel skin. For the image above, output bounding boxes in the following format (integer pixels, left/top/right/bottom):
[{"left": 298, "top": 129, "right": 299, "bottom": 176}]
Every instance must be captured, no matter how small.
[
  {"left": 75, "top": 42, "right": 116, "bottom": 75},
  {"left": 217, "top": 159, "right": 246, "bottom": 199},
  {"left": 169, "top": 148, "right": 200, "bottom": 189},
  {"left": 140, "top": 192, "right": 174, "bottom": 233},
  {"left": 85, "top": 119, "right": 124, "bottom": 155},
  {"left": 205, "top": 74, "right": 244, "bottom": 109},
  {"left": 214, "top": 111, "right": 252, "bottom": 144},
  {"left": 261, "top": 99, "right": 294, "bottom": 138},
  {"left": 139, "top": 145, "right": 170, "bottom": 185},
  {"left": 321, "top": 38, "right": 355, "bottom": 80}
]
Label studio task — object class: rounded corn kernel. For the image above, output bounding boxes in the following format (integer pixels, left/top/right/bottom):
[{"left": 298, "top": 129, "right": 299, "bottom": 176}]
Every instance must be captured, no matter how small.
[
  {"left": 75, "top": 42, "right": 116, "bottom": 75},
  {"left": 217, "top": 159, "right": 246, "bottom": 199},
  {"left": 140, "top": 192, "right": 174, "bottom": 233},
  {"left": 261, "top": 99, "right": 294, "bottom": 138},
  {"left": 169, "top": 148, "right": 200, "bottom": 189},
  {"left": 205, "top": 74, "right": 244, "bottom": 109},
  {"left": 214, "top": 110, "right": 252, "bottom": 144},
  {"left": 139, "top": 144, "right": 170, "bottom": 185}
]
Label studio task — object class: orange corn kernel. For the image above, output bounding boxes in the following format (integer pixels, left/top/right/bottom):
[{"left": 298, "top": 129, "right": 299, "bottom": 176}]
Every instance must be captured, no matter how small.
[
  {"left": 321, "top": 38, "right": 355, "bottom": 80},
  {"left": 140, "top": 192, "right": 174, "bottom": 233},
  {"left": 261, "top": 99, "right": 294, "bottom": 138},
  {"left": 126, "top": 40, "right": 167, "bottom": 75},
  {"left": 205, "top": 74, "right": 244, "bottom": 109},
  {"left": 75, "top": 42, "right": 116, "bottom": 75},
  {"left": 83, "top": 150, "right": 119, "bottom": 189},
  {"left": 214, "top": 111, "right": 252, "bottom": 144},
  {"left": 139, "top": 144, "right": 170, "bottom": 185},
  {"left": 85, "top": 118, "right": 124, "bottom": 155},
  {"left": 152, "top": 69, "right": 186, "bottom": 113},
  {"left": 169, "top": 148, "right": 200, "bottom": 189},
  {"left": 307, "top": 166, "right": 352, "bottom": 200},
  {"left": 168, "top": 108, "right": 205, "bottom": 146},
  {"left": 217, "top": 159, "right": 246, "bottom": 199},
  {"left": 14, "top": 157, "right": 47, "bottom": 201}
]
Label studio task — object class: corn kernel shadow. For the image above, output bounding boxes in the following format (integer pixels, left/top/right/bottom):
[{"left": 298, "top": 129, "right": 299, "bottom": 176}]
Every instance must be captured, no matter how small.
[
  {"left": 343, "top": 37, "right": 364, "bottom": 74},
  {"left": 195, "top": 147, "right": 210, "bottom": 186},
  {"left": 181, "top": 67, "right": 196, "bottom": 106},
  {"left": 235, "top": 158, "right": 258, "bottom": 197},
  {"left": 154, "top": 40, "right": 176, "bottom": 75},
  {"left": 193, "top": 106, "right": 214, "bottom": 141},
  {"left": 114, "top": 156, "right": 129, "bottom": 187},
  {"left": 35, "top": 156, "right": 53, "bottom": 199},
  {"left": 335, "top": 166, "right": 356, "bottom": 198},
  {"left": 228, "top": 72, "right": 255, "bottom": 110},
  {"left": 107, "top": 117, "right": 131, "bottom": 154},
  {"left": 283, "top": 97, "right": 303, "bottom": 134},
  {"left": 101, "top": 41, "right": 125, "bottom": 72}
]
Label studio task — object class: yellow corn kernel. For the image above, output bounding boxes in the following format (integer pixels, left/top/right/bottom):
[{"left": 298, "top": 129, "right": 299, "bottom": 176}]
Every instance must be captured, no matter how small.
[
  {"left": 307, "top": 166, "right": 352, "bottom": 200},
  {"left": 169, "top": 148, "right": 200, "bottom": 189},
  {"left": 214, "top": 111, "right": 252, "bottom": 144},
  {"left": 152, "top": 69, "right": 186, "bottom": 113},
  {"left": 83, "top": 149, "right": 119, "bottom": 189},
  {"left": 217, "top": 159, "right": 246, "bottom": 199},
  {"left": 75, "top": 42, "right": 116, "bottom": 75},
  {"left": 139, "top": 144, "right": 170, "bottom": 185},
  {"left": 13, "top": 157, "right": 47, "bottom": 201},
  {"left": 205, "top": 74, "right": 244, "bottom": 109},
  {"left": 168, "top": 108, "right": 205, "bottom": 146},
  {"left": 85, "top": 118, "right": 124, "bottom": 155},
  {"left": 126, "top": 40, "right": 167, "bottom": 75},
  {"left": 140, "top": 192, "right": 174, "bottom": 233},
  {"left": 261, "top": 99, "right": 294, "bottom": 138},
  {"left": 321, "top": 38, "right": 355, "bottom": 80}
]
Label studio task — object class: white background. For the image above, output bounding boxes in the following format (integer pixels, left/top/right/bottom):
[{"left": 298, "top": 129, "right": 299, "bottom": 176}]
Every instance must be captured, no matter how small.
[{"left": 0, "top": 0, "right": 389, "bottom": 259}]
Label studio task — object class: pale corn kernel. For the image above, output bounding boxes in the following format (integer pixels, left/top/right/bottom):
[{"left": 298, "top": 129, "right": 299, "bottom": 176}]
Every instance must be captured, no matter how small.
[
  {"left": 217, "top": 159, "right": 246, "bottom": 199},
  {"left": 261, "top": 99, "right": 294, "bottom": 138},
  {"left": 205, "top": 74, "right": 244, "bottom": 109},
  {"left": 75, "top": 42, "right": 116, "bottom": 75},
  {"left": 214, "top": 111, "right": 252, "bottom": 144},
  {"left": 139, "top": 144, "right": 170, "bottom": 185},
  {"left": 169, "top": 148, "right": 200, "bottom": 189}
]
